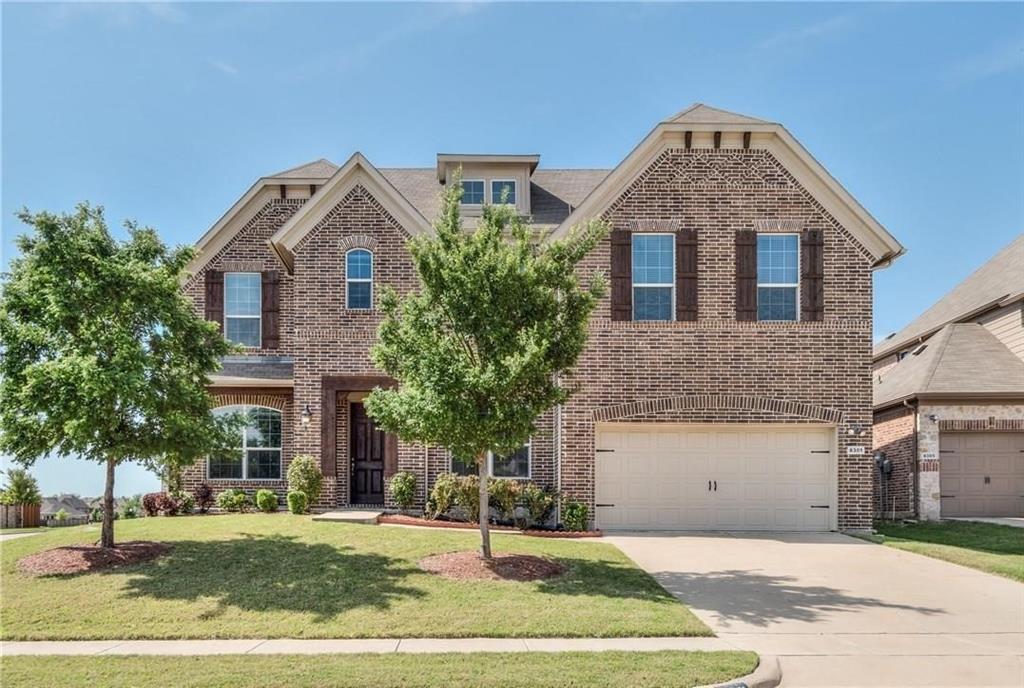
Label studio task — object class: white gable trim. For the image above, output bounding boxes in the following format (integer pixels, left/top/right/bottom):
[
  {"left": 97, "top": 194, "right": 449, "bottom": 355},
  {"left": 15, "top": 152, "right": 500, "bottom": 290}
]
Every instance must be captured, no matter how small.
[
  {"left": 548, "top": 120, "right": 904, "bottom": 267},
  {"left": 269, "top": 152, "right": 431, "bottom": 272}
]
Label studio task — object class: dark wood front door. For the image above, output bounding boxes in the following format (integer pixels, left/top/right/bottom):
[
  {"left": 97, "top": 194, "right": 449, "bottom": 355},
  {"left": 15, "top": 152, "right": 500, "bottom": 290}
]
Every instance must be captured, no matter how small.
[{"left": 350, "top": 402, "right": 385, "bottom": 504}]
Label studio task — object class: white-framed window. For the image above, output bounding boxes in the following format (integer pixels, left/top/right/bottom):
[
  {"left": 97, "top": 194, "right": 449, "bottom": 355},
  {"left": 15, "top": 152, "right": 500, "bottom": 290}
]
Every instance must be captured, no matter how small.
[
  {"left": 632, "top": 233, "right": 675, "bottom": 321},
  {"left": 757, "top": 234, "right": 799, "bottom": 321},
  {"left": 346, "top": 249, "right": 373, "bottom": 310},
  {"left": 451, "top": 441, "right": 531, "bottom": 479},
  {"left": 210, "top": 405, "right": 282, "bottom": 480},
  {"left": 224, "top": 272, "right": 262, "bottom": 347},
  {"left": 490, "top": 179, "right": 517, "bottom": 205},
  {"left": 460, "top": 179, "right": 485, "bottom": 205}
]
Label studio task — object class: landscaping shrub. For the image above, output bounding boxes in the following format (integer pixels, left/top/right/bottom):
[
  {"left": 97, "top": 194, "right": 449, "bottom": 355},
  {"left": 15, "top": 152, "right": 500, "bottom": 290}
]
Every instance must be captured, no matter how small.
[
  {"left": 90, "top": 506, "right": 103, "bottom": 523},
  {"left": 255, "top": 489, "right": 278, "bottom": 513},
  {"left": 454, "top": 475, "right": 481, "bottom": 522},
  {"left": 194, "top": 482, "right": 215, "bottom": 514},
  {"left": 488, "top": 478, "right": 521, "bottom": 524},
  {"left": 520, "top": 483, "right": 555, "bottom": 529},
  {"left": 155, "top": 492, "right": 179, "bottom": 516},
  {"left": 216, "top": 488, "right": 251, "bottom": 513},
  {"left": 426, "top": 472, "right": 459, "bottom": 519},
  {"left": 121, "top": 503, "right": 138, "bottom": 519},
  {"left": 286, "top": 490, "right": 308, "bottom": 515},
  {"left": 141, "top": 492, "right": 162, "bottom": 517},
  {"left": 286, "top": 455, "right": 322, "bottom": 509},
  {"left": 388, "top": 471, "right": 417, "bottom": 512},
  {"left": 0, "top": 468, "right": 42, "bottom": 506},
  {"left": 562, "top": 498, "right": 588, "bottom": 532},
  {"left": 174, "top": 491, "right": 195, "bottom": 515},
  {"left": 54, "top": 508, "right": 68, "bottom": 523}
]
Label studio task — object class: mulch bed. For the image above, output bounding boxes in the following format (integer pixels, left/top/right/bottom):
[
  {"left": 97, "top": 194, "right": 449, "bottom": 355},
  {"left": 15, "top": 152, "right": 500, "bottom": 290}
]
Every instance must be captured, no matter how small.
[
  {"left": 378, "top": 513, "right": 602, "bottom": 538},
  {"left": 419, "top": 551, "right": 566, "bottom": 582},
  {"left": 16, "top": 541, "right": 171, "bottom": 577}
]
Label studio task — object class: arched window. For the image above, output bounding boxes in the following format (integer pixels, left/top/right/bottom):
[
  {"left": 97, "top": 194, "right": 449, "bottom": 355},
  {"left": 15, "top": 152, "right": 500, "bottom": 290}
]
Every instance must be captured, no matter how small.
[
  {"left": 209, "top": 405, "right": 282, "bottom": 480},
  {"left": 346, "top": 249, "right": 373, "bottom": 310}
]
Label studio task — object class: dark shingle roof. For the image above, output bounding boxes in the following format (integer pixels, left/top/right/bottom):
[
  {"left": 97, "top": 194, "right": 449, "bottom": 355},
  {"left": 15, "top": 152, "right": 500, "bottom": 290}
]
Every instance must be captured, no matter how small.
[
  {"left": 269, "top": 159, "right": 339, "bottom": 179},
  {"left": 874, "top": 323, "right": 1024, "bottom": 408},
  {"left": 875, "top": 234, "right": 1024, "bottom": 359},
  {"left": 216, "top": 356, "right": 294, "bottom": 380}
]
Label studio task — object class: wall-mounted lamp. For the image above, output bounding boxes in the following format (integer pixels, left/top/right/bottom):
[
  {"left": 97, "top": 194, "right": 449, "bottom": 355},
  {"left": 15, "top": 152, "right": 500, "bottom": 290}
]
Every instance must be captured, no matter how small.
[
  {"left": 300, "top": 404, "right": 313, "bottom": 425},
  {"left": 927, "top": 414, "right": 938, "bottom": 423},
  {"left": 846, "top": 423, "right": 865, "bottom": 437}
]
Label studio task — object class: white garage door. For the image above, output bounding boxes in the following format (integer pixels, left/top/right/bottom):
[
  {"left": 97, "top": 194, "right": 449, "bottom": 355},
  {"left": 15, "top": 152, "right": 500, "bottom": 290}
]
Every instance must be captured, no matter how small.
[{"left": 595, "top": 424, "right": 835, "bottom": 531}]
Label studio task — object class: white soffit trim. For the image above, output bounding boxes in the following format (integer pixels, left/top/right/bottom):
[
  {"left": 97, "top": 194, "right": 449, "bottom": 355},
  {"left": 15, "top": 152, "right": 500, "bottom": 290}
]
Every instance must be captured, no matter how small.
[
  {"left": 548, "top": 119, "right": 905, "bottom": 267},
  {"left": 185, "top": 174, "right": 333, "bottom": 279},
  {"left": 269, "top": 152, "right": 432, "bottom": 271}
]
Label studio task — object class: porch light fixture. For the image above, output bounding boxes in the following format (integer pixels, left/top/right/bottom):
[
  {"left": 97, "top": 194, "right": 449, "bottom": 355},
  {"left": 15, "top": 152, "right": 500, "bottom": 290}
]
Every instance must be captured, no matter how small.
[
  {"left": 846, "top": 423, "right": 865, "bottom": 437},
  {"left": 300, "top": 404, "right": 313, "bottom": 425}
]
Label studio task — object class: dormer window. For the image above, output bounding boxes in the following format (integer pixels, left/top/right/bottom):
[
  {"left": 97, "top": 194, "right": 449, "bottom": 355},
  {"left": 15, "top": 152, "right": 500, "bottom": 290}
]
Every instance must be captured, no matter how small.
[
  {"left": 491, "top": 180, "right": 517, "bottom": 205},
  {"left": 460, "top": 180, "right": 485, "bottom": 205}
]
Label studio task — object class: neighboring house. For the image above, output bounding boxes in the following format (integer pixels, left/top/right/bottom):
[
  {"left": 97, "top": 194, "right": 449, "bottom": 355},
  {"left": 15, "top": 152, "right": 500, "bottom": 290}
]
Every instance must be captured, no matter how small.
[
  {"left": 873, "top": 235, "right": 1024, "bottom": 520},
  {"left": 41, "top": 494, "right": 90, "bottom": 519},
  {"left": 180, "top": 104, "right": 903, "bottom": 531}
]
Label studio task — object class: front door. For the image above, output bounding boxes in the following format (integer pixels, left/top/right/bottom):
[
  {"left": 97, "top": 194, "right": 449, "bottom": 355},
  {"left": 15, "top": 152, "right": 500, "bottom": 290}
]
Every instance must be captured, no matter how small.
[{"left": 350, "top": 402, "right": 385, "bottom": 504}]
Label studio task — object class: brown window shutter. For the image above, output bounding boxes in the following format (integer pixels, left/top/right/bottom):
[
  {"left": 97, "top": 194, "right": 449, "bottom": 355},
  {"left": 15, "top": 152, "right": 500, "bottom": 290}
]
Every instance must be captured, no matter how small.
[
  {"left": 735, "top": 230, "right": 758, "bottom": 321},
  {"left": 676, "top": 229, "right": 698, "bottom": 321},
  {"left": 204, "top": 270, "right": 224, "bottom": 331},
  {"left": 610, "top": 230, "right": 632, "bottom": 321},
  {"left": 261, "top": 271, "right": 280, "bottom": 349},
  {"left": 801, "top": 229, "right": 824, "bottom": 322}
]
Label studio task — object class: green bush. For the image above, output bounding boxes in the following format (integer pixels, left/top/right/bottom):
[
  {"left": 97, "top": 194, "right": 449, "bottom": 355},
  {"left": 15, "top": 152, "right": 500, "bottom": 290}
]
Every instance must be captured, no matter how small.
[
  {"left": 121, "top": 495, "right": 141, "bottom": 519},
  {"left": 287, "top": 455, "right": 322, "bottom": 510},
  {"left": 388, "top": 471, "right": 417, "bottom": 512},
  {"left": 454, "top": 475, "right": 481, "bottom": 523},
  {"left": 216, "top": 488, "right": 251, "bottom": 513},
  {"left": 488, "top": 478, "right": 521, "bottom": 524},
  {"left": 520, "top": 482, "right": 555, "bottom": 529},
  {"left": 255, "top": 489, "right": 278, "bottom": 513},
  {"left": 286, "top": 490, "right": 308, "bottom": 515},
  {"left": 562, "top": 498, "right": 588, "bottom": 532},
  {"left": 426, "top": 472, "right": 459, "bottom": 519},
  {"left": 54, "top": 508, "right": 68, "bottom": 523},
  {"left": 174, "top": 491, "right": 195, "bottom": 515},
  {"left": 90, "top": 506, "right": 103, "bottom": 523},
  {"left": 0, "top": 468, "right": 42, "bottom": 506}
]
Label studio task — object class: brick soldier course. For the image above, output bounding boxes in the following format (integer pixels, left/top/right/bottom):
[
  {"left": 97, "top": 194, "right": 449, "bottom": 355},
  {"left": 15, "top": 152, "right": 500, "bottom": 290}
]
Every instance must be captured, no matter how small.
[{"left": 180, "top": 104, "right": 905, "bottom": 530}]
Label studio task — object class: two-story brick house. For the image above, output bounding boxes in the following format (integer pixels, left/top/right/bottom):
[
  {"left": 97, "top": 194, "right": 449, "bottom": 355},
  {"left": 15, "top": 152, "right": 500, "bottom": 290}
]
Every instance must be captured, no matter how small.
[{"left": 181, "top": 104, "right": 903, "bottom": 531}]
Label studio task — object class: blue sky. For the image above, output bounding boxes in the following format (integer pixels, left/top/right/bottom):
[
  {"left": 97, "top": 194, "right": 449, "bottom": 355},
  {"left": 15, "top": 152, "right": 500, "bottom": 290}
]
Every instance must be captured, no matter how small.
[{"left": 2, "top": 2, "right": 1023, "bottom": 496}]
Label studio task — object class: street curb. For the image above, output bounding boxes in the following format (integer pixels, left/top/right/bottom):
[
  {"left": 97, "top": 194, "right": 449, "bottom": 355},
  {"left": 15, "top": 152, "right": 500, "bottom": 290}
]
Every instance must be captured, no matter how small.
[{"left": 700, "top": 655, "right": 781, "bottom": 688}]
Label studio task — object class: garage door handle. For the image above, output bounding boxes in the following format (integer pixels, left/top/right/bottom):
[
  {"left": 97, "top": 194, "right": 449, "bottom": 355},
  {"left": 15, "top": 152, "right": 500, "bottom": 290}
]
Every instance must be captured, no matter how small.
[
  {"left": 708, "top": 480, "right": 712, "bottom": 491},
  {"left": 714, "top": 480, "right": 717, "bottom": 491},
  {"left": 810, "top": 505, "right": 830, "bottom": 509},
  {"left": 595, "top": 504, "right": 615, "bottom": 508}
]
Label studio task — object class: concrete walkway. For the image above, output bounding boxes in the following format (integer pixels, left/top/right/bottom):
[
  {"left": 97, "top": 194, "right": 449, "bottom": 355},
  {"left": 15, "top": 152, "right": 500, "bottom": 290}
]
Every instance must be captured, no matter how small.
[
  {"left": 607, "top": 531, "right": 1024, "bottom": 688},
  {"left": 0, "top": 636, "right": 733, "bottom": 656},
  {"left": 0, "top": 531, "right": 41, "bottom": 542}
]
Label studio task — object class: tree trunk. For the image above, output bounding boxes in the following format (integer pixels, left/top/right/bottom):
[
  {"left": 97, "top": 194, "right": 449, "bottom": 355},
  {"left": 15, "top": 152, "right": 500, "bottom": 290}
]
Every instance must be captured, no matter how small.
[
  {"left": 478, "top": 453, "right": 491, "bottom": 559},
  {"left": 100, "top": 456, "right": 116, "bottom": 549}
]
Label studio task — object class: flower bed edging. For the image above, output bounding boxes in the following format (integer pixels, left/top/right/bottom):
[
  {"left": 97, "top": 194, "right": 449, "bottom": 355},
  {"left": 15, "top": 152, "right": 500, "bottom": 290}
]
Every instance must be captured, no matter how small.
[{"left": 377, "top": 513, "right": 601, "bottom": 538}]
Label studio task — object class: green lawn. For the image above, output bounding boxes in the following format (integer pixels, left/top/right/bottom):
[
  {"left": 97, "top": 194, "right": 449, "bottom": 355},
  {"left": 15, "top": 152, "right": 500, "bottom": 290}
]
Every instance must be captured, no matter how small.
[
  {"left": 1, "top": 514, "right": 708, "bottom": 640},
  {"left": 0, "top": 651, "right": 757, "bottom": 688},
  {"left": 873, "top": 520, "right": 1024, "bottom": 582}
]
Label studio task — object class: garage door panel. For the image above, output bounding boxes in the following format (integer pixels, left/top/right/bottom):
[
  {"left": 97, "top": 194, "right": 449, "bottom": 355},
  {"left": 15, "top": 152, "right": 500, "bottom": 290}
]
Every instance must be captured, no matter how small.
[
  {"left": 940, "top": 432, "right": 1024, "bottom": 518},
  {"left": 596, "top": 425, "right": 834, "bottom": 531}
]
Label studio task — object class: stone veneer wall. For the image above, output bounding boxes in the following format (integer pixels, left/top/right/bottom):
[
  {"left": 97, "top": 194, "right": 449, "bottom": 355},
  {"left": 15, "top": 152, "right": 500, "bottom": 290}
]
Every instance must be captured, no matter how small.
[{"left": 916, "top": 403, "right": 1024, "bottom": 520}]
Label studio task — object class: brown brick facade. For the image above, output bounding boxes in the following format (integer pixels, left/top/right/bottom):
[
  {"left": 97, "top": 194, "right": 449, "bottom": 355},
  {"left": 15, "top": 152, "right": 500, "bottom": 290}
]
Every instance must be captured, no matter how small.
[
  {"left": 871, "top": 405, "right": 916, "bottom": 519},
  {"left": 183, "top": 146, "right": 879, "bottom": 530}
]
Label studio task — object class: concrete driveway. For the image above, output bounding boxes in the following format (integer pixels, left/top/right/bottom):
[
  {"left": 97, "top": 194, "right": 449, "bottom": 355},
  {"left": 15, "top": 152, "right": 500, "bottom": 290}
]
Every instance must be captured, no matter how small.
[{"left": 606, "top": 532, "right": 1024, "bottom": 687}]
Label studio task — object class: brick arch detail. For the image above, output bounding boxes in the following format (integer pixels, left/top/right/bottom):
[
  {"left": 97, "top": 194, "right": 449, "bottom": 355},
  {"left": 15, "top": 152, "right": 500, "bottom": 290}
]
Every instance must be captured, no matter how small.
[
  {"left": 213, "top": 393, "right": 288, "bottom": 412},
  {"left": 593, "top": 394, "right": 844, "bottom": 424},
  {"left": 339, "top": 234, "right": 379, "bottom": 253}
]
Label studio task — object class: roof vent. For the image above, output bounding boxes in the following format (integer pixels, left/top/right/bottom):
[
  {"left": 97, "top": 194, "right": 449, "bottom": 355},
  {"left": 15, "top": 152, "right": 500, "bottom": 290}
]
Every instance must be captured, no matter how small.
[{"left": 911, "top": 343, "right": 928, "bottom": 356}]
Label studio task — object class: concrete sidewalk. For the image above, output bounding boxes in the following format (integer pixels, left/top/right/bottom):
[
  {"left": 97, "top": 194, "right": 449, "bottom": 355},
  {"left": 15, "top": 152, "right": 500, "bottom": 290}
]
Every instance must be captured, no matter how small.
[{"left": 0, "top": 636, "right": 735, "bottom": 656}]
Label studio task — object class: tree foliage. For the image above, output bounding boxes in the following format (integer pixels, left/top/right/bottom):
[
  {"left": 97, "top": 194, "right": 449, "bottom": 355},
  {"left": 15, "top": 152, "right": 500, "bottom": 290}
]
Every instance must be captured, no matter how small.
[
  {"left": 365, "top": 176, "right": 607, "bottom": 556},
  {"left": 0, "top": 204, "right": 237, "bottom": 546}
]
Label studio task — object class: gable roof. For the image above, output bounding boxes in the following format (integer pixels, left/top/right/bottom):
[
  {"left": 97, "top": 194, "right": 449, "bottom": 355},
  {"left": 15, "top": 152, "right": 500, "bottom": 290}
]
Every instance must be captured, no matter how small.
[
  {"left": 874, "top": 234, "right": 1024, "bottom": 360},
  {"left": 270, "top": 158, "right": 339, "bottom": 179},
  {"left": 547, "top": 103, "right": 904, "bottom": 266},
  {"left": 874, "top": 323, "right": 1024, "bottom": 409},
  {"left": 269, "top": 152, "right": 433, "bottom": 271}
]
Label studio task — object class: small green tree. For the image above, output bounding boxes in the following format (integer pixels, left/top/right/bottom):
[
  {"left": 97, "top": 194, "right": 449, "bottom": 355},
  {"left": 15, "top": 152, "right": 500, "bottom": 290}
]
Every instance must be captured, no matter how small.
[
  {"left": 365, "top": 177, "right": 606, "bottom": 558},
  {"left": 0, "top": 204, "right": 238, "bottom": 548},
  {"left": 0, "top": 468, "right": 42, "bottom": 506}
]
